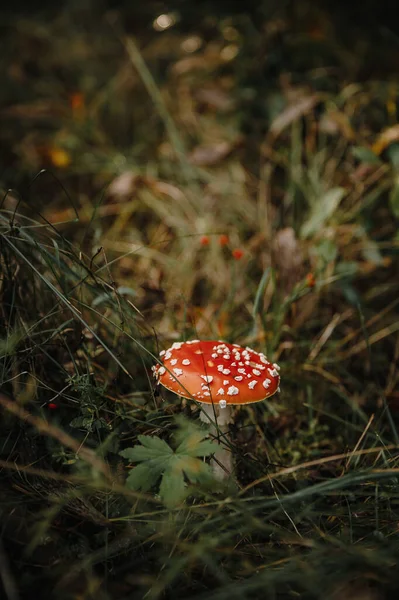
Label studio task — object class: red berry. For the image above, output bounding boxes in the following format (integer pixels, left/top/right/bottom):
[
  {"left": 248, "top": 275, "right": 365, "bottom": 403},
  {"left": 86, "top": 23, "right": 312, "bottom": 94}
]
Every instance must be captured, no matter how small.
[
  {"left": 305, "top": 273, "right": 316, "bottom": 288},
  {"left": 219, "top": 234, "right": 229, "bottom": 247},
  {"left": 232, "top": 248, "right": 244, "bottom": 260}
]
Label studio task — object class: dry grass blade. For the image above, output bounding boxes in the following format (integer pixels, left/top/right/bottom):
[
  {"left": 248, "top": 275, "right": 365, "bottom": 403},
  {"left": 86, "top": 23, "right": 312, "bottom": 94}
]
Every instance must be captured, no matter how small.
[
  {"left": 1, "top": 3, "right": 399, "bottom": 599},
  {"left": 0, "top": 393, "right": 112, "bottom": 482},
  {"left": 240, "top": 443, "right": 399, "bottom": 492}
]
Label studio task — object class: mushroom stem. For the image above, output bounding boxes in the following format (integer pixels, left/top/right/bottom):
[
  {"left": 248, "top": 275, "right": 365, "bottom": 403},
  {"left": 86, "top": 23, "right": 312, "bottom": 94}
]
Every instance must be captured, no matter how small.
[{"left": 199, "top": 404, "right": 233, "bottom": 481}]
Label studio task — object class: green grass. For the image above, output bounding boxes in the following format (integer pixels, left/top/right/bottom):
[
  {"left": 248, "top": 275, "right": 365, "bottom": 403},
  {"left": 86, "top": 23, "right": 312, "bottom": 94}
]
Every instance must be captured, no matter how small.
[{"left": 1, "top": 2, "right": 399, "bottom": 599}]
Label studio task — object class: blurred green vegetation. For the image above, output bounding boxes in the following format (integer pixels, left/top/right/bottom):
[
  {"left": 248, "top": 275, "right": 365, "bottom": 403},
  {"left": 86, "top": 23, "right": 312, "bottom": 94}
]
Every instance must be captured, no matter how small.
[{"left": 1, "top": 1, "right": 399, "bottom": 599}]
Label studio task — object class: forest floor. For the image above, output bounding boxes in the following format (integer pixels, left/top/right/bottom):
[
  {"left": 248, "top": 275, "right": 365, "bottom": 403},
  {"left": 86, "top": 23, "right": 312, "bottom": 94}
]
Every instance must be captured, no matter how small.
[{"left": 1, "top": 1, "right": 399, "bottom": 599}]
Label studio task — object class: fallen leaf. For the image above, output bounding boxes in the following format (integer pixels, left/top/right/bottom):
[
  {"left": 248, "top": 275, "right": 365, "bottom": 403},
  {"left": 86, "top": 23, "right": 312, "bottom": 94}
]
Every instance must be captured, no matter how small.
[
  {"left": 372, "top": 124, "right": 399, "bottom": 155},
  {"left": 195, "top": 87, "right": 235, "bottom": 111},
  {"left": 188, "top": 140, "right": 236, "bottom": 166},
  {"left": 269, "top": 95, "right": 320, "bottom": 138}
]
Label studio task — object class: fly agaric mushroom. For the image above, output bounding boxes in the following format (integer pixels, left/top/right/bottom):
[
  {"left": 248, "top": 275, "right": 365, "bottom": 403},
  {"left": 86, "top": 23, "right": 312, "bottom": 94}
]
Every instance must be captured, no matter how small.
[{"left": 152, "top": 340, "right": 280, "bottom": 480}]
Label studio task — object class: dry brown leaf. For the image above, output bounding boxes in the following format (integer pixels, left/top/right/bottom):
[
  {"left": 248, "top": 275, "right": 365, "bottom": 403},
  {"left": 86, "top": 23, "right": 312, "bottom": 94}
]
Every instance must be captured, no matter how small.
[
  {"left": 319, "top": 110, "right": 355, "bottom": 140},
  {"left": 269, "top": 95, "right": 320, "bottom": 138},
  {"left": 195, "top": 87, "right": 235, "bottom": 111},
  {"left": 372, "top": 123, "right": 399, "bottom": 155},
  {"left": 188, "top": 140, "right": 236, "bottom": 166},
  {"left": 108, "top": 171, "right": 139, "bottom": 199}
]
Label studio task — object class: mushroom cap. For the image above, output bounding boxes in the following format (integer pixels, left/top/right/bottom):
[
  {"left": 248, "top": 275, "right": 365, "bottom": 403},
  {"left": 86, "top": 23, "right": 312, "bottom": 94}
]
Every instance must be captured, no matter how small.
[{"left": 152, "top": 340, "right": 280, "bottom": 405}]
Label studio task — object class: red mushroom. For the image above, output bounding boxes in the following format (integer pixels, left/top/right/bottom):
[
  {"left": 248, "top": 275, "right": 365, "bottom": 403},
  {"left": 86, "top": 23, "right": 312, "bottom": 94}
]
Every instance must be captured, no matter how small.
[{"left": 152, "top": 340, "right": 280, "bottom": 480}]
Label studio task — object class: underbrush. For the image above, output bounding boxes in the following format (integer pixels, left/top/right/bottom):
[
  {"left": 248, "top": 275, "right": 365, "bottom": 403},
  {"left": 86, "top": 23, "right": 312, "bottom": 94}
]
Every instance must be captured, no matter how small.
[{"left": 1, "top": 2, "right": 399, "bottom": 599}]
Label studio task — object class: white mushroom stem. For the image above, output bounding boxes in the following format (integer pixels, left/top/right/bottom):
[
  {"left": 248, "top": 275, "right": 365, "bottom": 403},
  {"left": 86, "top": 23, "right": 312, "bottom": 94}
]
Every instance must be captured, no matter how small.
[{"left": 199, "top": 403, "right": 233, "bottom": 481}]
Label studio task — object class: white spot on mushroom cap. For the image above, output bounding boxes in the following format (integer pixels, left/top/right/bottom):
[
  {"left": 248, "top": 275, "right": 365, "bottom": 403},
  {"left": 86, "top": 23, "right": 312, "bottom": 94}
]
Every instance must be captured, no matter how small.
[
  {"left": 170, "top": 358, "right": 178, "bottom": 366},
  {"left": 182, "top": 359, "right": 191, "bottom": 365},
  {"left": 238, "top": 368, "right": 246, "bottom": 374},
  {"left": 248, "top": 380, "right": 257, "bottom": 389},
  {"left": 227, "top": 385, "right": 239, "bottom": 396},
  {"left": 216, "top": 388, "right": 225, "bottom": 395},
  {"left": 252, "top": 369, "right": 261, "bottom": 376},
  {"left": 222, "top": 369, "right": 231, "bottom": 375},
  {"left": 165, "top": 351, "right": 172, "bottom": 360},
  {"left": 159, "top": 350, "right": 166, "bottom": 357},
  {"left": 173, "top": 368, "right": 183, "bottom": 376},
  {"left": 219, "top": 399, "right": 227, "bottom": 408},
  {"left": 171, "top": 342, "right": 183, "bottom": 350},
  {"left": 268, "top": 368, "right": 279, "bottom": 377},
  {"left": 234, "top": 376, "right": 243, "bottom": 381},
  {"left": 223, "top": 379, "right": 230, "bottom": 385},
  {"left": 273, "top": 363, "right": 280, "bottom": 371},
  {"left": 200, "top": 375, "right": 213, "bottom": 383},
  {"left": 262, "top": 379, "right": 271, "bottom": 389},
  {"left": 158, "top": 366, "right": 166, "bottom": 376}
]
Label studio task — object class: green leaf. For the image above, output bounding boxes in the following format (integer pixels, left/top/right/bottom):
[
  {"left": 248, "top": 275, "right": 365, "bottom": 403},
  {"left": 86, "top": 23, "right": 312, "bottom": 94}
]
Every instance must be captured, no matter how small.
[
  {"left": 252, "top": 267, "right": 271, "bottom": 319},
  {"left": 313, "top": 239, "right": 338, "bottom": 264},
  {"left": 387, "top": 143, "right": 399, "bottom": 170},
  {"left": 119, "top": 416, "right": 218, "bottom": 507},
  {"left": 120, "top": 435, "right": 173, "bottom": 462},
  {"left": 340, "top": 282, "right": 360, "bottom": 306},
  {"left": 175, "top": 455, "right": 213, "bottom": 483},
  {"left": 176, "top": 436, "right": 218, "bottom": 458},
  {"left": 69, "top": 416, "right": 94, "bottom": 432},
  {"left": 173, "top": 415, "right": 215, "bottom": 447},
  {"left": 335, "top": 261, "right": 358, "bottom": 277},
  {"left": 352, "top": 146, "right": 381, "bottom": 165},
  {"left": 160, "top": 467, "right": 187, "bottom": 508},
  {"left": 138, "top": 434, "right": 174, "bottom": 453},
  {"left": 300, "top": 187, "right": 346, "bottom": 239},
  {"left": 126, "top": 461, "right": 165, "bottom": 492},
  {"left": 0, "top": 330, "right": 24, "bottom": 357}
]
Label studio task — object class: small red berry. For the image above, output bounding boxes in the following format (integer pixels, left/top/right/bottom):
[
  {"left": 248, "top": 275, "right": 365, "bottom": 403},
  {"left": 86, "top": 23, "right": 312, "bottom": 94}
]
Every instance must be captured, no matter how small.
[
  {"left": 70, "top": 92, "right": 84, "bottom": 111},
  {"left": 48, "top": 403, "right": 58, "bottom": 410},
  {"left": 200, "top": 235, "right": 210, "bottom": 246},
  {"left": 219, "top": 234, "right": 229, "bottom": 247},
  {"left": 305, "top": 273, "right": 316, "bottom": 288},
  {"left": 232, "top": 248, "right": 244, "bottom": 260}
]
